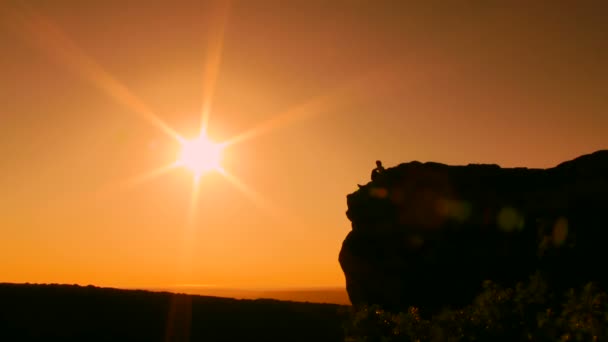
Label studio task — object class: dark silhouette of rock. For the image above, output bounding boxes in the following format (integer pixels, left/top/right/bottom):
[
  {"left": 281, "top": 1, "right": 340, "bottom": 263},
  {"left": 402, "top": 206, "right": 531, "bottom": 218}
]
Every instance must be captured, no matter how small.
[{"left": 339, "top": 150, "right": 608, "bottom": 314}]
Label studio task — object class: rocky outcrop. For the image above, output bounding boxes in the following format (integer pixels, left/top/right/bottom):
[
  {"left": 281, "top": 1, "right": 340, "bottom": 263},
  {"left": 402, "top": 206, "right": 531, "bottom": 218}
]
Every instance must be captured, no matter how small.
[{"left": 339, "top": 150, "right": 608, "bottom": 313}]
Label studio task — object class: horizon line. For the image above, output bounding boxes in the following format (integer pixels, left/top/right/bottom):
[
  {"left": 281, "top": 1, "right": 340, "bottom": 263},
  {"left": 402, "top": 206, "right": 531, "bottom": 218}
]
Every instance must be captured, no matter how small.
[{"left": 1, "top": 281, "right": 346, "bottom": 292}]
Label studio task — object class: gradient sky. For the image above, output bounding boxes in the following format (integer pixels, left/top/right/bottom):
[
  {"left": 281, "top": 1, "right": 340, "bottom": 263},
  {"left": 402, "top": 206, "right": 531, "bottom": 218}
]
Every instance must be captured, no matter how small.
[{"left": 1, "top": 1, "right": 607, "bottom": 289}]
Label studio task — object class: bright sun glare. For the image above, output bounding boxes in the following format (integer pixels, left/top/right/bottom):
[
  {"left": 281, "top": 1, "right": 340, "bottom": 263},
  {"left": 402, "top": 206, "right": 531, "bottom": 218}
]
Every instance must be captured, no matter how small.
[
  {"left": 19, "top": 2, "right": 290, "bottom": 220},
  {"left": 177, "top": 134, "right": 223, "bottom": 176}
]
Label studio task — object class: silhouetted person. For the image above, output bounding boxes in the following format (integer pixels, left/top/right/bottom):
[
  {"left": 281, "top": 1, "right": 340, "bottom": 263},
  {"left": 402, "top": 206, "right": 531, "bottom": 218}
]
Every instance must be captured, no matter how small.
[{"left": 371, "top": 160, "right": 385, "bottom": 182}]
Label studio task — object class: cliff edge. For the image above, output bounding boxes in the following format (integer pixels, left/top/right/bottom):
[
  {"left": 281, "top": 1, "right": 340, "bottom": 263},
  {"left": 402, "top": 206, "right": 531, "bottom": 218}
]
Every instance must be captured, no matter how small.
[{"left": 339, "top": 151, "right": 608, "bottom": 313}]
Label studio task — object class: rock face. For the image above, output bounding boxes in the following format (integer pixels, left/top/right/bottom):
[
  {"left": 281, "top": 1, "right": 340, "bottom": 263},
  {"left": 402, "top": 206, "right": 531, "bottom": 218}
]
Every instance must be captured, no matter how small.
[{"left": 339, "top": 151, "right": 608, "bottom": 313}]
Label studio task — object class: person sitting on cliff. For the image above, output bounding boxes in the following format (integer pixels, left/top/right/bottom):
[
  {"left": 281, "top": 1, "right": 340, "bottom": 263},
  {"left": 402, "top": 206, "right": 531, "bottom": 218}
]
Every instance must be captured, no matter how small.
[{"left": 371, "top": 160, "right": 385, "bottom": 182}]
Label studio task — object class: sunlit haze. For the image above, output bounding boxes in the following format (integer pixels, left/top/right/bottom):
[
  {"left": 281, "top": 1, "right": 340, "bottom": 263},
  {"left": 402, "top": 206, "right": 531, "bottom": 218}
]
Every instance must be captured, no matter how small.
[{"left": 1, "top": 1, "right": 607, "bottom": 297}]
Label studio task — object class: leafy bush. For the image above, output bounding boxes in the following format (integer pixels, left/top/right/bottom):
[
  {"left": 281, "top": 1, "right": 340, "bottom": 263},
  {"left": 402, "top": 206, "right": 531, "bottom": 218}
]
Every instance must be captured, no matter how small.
[{"left": 344, "top": 274, "right": 608, "bottom": 341}]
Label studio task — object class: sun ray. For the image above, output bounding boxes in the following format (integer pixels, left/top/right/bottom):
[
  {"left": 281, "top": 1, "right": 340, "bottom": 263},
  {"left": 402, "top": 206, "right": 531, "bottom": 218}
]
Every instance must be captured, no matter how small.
[
  {"left": 199, "top": 1, "right": 231, "bottom": 136},
  {"left": 90, "top": 162, "right": 181, "bottom": 204},
  {"left": 223, "top": 68, "right": 388, "bottom": 147},
  {"left": 6, "top": 5, "right": 183, "bottom": 143},
  {"left": 186, "top": 174, "right": 202, "bottom": 226},
  {"left": 124, "top": 162, "right": 181, "bottom": 189},
  {"left": 174, "top": 174, "right": 202, "bottom": 286},
  {"left": 216, "top": 167, "right": 280, "bottom": 218},
  {"left": 216, "top": 168, "right": 311, "bottom": 239}
]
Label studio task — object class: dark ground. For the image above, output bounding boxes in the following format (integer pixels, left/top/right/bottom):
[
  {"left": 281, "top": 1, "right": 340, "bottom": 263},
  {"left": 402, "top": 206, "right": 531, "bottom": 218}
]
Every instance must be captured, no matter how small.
[{"left": 0, "top": 283, "right": 347, "bottom": 342}]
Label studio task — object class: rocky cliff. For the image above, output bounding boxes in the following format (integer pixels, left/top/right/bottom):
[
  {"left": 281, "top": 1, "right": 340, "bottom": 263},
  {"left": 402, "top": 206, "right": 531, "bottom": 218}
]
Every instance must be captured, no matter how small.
[{"left": 339, "top": 150, "right": 608, "bottom": 313}]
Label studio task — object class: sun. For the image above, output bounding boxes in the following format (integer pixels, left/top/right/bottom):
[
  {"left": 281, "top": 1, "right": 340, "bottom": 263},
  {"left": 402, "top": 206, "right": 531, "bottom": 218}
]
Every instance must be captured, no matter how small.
[{"left": 177, "top": 133, "right": 223, "bottom": 177}]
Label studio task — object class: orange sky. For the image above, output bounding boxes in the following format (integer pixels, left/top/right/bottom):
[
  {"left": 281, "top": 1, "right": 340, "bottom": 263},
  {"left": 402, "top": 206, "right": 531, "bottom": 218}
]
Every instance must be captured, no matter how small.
[{"left": 1, "top": 1, "right": 607, "bottom": 289}]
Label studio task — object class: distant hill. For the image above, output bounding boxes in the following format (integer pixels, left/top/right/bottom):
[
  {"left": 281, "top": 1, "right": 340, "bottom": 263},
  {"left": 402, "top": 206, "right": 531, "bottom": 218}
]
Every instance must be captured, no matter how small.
[
  {"left": 0, "top": 283, "right": 347, "bottom": 342},
  {"left": 143, "top": 286, "right": 351, "bottom": 305}
]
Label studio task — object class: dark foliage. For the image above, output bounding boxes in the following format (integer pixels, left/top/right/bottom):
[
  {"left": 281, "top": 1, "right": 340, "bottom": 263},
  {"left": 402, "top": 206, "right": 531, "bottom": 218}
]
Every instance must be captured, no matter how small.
[
  {"left": 344, "top": 274, "right": 608, "bottom": 342},
  {"left": 0, "top": 283, "right": 347, "bottom": 342}
]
